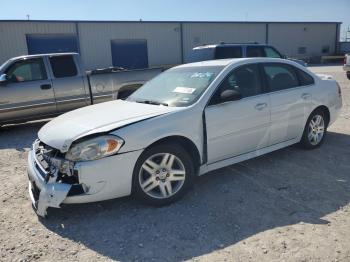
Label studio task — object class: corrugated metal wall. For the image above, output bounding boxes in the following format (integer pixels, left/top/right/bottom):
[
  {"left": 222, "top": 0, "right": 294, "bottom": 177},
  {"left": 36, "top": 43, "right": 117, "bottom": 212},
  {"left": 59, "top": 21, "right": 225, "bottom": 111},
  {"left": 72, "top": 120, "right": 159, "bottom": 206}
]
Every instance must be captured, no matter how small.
[
  {"left": 78, "top": 22, "right": 182, "bottom": 69},
  {"left": 182, "top": 23, "right": 266, "bottom": 62},
  {"left": 268, "top": 23, "right": 338, "bottom": 58},
  {"left": 0, "top": 22, "right": 76, "bottom": 64},
  {"left": 0, "top": 21, "right": 340, "bottom": 69}
]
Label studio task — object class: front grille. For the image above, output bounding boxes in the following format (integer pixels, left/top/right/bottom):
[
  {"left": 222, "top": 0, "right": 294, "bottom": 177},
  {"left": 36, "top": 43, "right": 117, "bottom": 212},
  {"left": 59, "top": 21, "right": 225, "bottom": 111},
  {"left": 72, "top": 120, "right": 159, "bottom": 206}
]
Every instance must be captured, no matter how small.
[
  {"left": 34, "top": 141, "right": 62, "bottom": 171},
  {"left": 33, "top": 139, "right": 80, "bottom": 186}
]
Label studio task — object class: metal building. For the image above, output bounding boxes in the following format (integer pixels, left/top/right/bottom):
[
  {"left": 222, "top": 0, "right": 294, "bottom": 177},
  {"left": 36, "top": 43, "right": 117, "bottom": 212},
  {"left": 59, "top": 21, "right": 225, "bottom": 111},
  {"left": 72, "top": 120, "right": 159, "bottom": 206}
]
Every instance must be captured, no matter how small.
[{"left": 0, "top": 20, "right": 341, "bottom": 69}]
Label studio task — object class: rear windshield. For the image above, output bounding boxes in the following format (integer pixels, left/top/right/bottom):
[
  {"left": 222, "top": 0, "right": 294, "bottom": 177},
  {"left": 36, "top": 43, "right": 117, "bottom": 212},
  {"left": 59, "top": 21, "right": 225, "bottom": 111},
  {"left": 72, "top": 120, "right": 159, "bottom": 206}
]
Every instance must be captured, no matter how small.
[{"left": 186, "top": 48, "right": 215, "bottom": 63}]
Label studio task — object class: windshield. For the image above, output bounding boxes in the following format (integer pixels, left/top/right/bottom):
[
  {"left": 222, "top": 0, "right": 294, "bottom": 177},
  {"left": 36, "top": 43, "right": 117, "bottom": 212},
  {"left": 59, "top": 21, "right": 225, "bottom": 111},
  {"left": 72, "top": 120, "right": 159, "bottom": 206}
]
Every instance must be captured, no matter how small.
[
  {"left": 0, "top": 59, "right": 11, "bottom": 73},
  {"left": 186, "top": 48, "right": 215, "bottom": 63},
  {"left": 127, "top": 66, "right": 223, "bottom": 107}
]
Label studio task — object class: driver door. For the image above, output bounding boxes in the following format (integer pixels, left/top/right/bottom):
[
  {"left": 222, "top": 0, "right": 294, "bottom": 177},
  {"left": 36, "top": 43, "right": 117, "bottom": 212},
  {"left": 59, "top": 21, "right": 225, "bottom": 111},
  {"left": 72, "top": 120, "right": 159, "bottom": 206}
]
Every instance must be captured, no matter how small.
[
  {"left": 205, "top": 63, "right": 270, "bottom": 163},
  {"left": 0, "top": 57, "right": 56, "bottom": 123}
]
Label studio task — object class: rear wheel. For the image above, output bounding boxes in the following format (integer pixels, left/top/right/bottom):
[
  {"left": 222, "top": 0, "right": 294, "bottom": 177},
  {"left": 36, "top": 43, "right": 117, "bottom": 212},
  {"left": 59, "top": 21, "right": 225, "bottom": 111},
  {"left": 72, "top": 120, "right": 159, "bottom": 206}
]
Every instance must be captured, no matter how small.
[
  {"left": 347, "top": 71, "right": 350, "bottom": 80},
  {"left": 300, "top": 109, "right": 327, "bottom": 149},
  {"left": 133, "top": 143, "right": 195, "bottom": 206}
]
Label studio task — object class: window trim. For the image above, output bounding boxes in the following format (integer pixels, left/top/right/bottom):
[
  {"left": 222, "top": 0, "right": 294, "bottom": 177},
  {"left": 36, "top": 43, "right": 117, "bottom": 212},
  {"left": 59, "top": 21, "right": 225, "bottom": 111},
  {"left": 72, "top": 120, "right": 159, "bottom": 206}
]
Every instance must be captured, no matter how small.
[
  {"left": 206, "top": 62, "right": 265, "bottom": 107},
  {"left": 260, "top": 62, "right": 301, "bottom": 93},
  {"left": 263, "top": 46, "right": 283, "bottom": 58},
  {"left": 246, "top": 46, "right": 266, "bottom": 58},
  {"left": 49, "top": 55, "right": 78, "bottom": 79},
  {"left": 214, "top": 46, "right": 243, "bottom": 59},
  {"left": 5, "top": 57, "right": 48, "bottom": 83},
  {"left": 293, "top": 67, "right": 315, "bottom": 87}
]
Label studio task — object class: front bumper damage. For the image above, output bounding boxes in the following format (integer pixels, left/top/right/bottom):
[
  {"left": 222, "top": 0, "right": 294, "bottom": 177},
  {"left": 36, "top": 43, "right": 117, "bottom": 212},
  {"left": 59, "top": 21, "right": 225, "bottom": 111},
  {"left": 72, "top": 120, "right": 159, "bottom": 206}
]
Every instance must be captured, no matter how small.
[
  {"left": 27, "top": 140, "right": 82, "bottom": 217},
  {"left": 27, "top": 139, "right": 142, "bottom": 217}
]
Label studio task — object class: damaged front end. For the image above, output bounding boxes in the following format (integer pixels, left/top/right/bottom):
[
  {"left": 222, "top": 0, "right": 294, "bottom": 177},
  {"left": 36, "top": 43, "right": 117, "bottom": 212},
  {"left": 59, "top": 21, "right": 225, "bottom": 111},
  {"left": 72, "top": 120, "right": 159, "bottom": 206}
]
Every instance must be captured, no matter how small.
[{"left": 27, "top": 140, "right": 85, "bottom": 217}]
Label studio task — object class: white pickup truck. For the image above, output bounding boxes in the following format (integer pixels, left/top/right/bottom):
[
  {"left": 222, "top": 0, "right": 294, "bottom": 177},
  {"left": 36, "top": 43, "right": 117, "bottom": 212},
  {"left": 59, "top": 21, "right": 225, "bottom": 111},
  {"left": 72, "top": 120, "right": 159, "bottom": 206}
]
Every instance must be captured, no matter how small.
[
  {"left": 344, "top": 54, "right": 350, "bottom": 80},
  {"left": 0, "top": 53, "right": 162, "bottom": 126}
]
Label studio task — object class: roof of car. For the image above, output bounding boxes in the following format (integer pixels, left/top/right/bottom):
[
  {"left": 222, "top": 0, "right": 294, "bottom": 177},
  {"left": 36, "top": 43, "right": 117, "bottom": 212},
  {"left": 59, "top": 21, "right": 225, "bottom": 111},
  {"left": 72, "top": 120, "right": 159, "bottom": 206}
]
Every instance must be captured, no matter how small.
[
  {"left": 176, "top": 59, "right": 240, "bottom": 68},
  {"left": 8, "top": 52, "right": 79, "bottom": 61},
  {"left": 176, "top": 57, "right": 294, "bottom": 69},
  {"left": 193, "top": 43, "right": 267, "bottom": 49}
]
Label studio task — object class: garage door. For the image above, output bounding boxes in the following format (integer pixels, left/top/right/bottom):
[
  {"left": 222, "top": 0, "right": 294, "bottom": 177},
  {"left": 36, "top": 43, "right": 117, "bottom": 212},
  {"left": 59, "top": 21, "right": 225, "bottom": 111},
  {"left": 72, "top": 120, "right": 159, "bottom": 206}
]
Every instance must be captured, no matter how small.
[
  {"left": 111, "top": 39, "right": 148, "bottom": 69},
  {"left": 26, "top": 34, "right": 79, "bottom": 55}
]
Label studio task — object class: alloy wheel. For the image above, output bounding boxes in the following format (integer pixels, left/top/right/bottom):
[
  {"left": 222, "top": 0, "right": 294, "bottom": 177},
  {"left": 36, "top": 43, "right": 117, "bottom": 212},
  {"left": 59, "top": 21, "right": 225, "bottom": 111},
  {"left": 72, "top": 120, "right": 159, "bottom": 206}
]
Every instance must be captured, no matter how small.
[
  {"left": 308, "top": 114, "right": 325, "bottom": 146},
  {"left": 138, "top": 153, "right": 186, "bottom": 199}
]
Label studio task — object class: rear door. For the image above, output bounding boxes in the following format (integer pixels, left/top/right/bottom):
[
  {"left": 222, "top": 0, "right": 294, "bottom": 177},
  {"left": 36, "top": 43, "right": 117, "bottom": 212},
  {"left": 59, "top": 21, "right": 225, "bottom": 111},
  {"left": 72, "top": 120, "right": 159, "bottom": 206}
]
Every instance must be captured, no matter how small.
[
  {"left": 205, "top": 63, "right": 270, "bottom": 163},
  {"left": 246, "top": 46, "right": 266, "bottom": 57},
  {"left": 246, "top": 46, "right": 283, "bottom": 59},
  {"left": 48, "top": 55, "right": 89, "bottom": 113},
  {"left": 262, "top": 63, "right": 314, "bottom": 145},
  {"left": 214, "top": 46, "right": 243, "bottom": 59},
  {"left": 263, "top": 46, "right": 282, "bottom": 58},
  {"left": 0, "top": 57, "right": 56, "bottom": 123}
]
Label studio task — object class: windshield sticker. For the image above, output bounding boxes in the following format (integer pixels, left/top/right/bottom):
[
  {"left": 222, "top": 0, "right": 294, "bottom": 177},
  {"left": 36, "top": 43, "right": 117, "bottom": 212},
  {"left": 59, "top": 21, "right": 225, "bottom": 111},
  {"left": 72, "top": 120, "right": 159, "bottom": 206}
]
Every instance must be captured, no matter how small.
[
  {"left": 190, "top": 72, "right": 214, "bottom": 78},
  {"left": 173, "top": 87, "right": 196, "bottom": 94}
]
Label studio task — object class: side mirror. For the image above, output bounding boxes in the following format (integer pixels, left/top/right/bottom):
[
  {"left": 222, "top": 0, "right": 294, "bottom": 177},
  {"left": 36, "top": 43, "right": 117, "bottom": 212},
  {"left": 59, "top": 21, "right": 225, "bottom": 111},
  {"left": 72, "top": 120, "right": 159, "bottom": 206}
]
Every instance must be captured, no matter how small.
[
  {"left": 281, "top": 54, "right": 287, "bottom": 59},
  {"left": 0, "top": 74, "right": 8, "bottom": 85},
  {"left": 220, "top": 89, "right": 242, "bottom": 103}
]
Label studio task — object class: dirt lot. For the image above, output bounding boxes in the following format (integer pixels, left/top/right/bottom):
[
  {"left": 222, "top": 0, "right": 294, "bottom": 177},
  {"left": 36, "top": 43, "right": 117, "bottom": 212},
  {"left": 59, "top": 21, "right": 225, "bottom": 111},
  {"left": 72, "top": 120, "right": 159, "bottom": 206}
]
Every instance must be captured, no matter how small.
[{"left": 0, "top": 65, "right": 349, "bottom": 262}]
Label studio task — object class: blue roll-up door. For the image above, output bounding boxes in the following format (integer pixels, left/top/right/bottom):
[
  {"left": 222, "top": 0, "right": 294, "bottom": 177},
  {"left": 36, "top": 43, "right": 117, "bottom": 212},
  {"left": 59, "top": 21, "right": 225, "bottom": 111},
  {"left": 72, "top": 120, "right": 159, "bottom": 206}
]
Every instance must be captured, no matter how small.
[
  {"left": 26, "top": 34, "right": 79, "bottom": 55},
  {"left": 111, "top": 39, "right": 148, "bottom": 69}
]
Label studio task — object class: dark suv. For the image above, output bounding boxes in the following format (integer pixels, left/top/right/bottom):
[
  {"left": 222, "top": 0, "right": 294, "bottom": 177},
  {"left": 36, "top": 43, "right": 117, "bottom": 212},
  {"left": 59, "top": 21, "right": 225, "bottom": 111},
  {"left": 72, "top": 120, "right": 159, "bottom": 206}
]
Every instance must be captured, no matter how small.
[{"left": 187, "top": 43, "right": 307, "bottom": 66}]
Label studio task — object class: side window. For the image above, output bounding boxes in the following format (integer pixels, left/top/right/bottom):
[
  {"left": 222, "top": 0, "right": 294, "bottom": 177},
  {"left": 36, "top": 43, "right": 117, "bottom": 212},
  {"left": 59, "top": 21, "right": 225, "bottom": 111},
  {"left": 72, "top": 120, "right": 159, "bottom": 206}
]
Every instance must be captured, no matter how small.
[
  {"left": 215, "top": 47, "right": 243, "bottom": 59},
  {"left": 264, "top": 47, "right": 282, "bottom": 58},
  {"left": 210, "top": 64, "right": 262, "bottom": 105},
  {"left": 263, "top": 63, "right": 299, "bottom": 92},
  {"left": 247, "top": 46, "right": 265, "bottom": 57},
  {"left": 295, "top": 67, "right": 315, "bottom": 86},
  {"left": 49, "top": 55, "right": 77, "bottom": 78},
  {"left": 5, "top": 58, "right": 47, "bottom": 83}
]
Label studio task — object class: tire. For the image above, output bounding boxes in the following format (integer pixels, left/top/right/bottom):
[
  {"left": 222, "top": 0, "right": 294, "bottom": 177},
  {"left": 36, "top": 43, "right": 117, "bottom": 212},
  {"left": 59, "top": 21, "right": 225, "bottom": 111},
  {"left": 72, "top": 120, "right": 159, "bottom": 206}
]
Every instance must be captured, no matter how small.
[
  {"left": 132, "top": 143, "right": 195, "bottom": 206},
  {"left": 347, "top": 72, "right": 350, "bottom": 80},
  {"left": 299, "top": 109, "right": 327, "bottom": 149}
]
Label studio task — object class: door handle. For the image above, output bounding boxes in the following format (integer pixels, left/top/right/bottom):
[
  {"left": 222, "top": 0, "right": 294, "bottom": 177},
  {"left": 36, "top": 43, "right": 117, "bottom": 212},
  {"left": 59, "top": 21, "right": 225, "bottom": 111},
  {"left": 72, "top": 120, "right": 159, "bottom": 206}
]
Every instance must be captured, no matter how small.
[
  {"left": 255, "top": 103, "right": 267, "bottom": 111},
  {"left": 301, "top": 93, "right": 311, "bottom": 99},
  {"left": 40, "top": 84, "right": 52, "bottom": 90}
]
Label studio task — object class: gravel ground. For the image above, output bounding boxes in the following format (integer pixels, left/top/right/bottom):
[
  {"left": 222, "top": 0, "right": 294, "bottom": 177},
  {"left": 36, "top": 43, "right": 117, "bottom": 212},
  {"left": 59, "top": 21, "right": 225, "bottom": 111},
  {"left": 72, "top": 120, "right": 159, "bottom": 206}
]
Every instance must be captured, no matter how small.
[{"left": 0, "top": 65, "right": 349, "bottom": 262}]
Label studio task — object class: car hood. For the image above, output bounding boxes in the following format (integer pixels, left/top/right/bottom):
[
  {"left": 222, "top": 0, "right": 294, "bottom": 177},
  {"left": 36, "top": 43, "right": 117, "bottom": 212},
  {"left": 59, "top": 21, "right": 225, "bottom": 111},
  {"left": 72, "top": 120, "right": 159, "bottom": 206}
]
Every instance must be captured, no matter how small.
[{"left": 38, "top": 100, "right": 179, "bottom": 152}]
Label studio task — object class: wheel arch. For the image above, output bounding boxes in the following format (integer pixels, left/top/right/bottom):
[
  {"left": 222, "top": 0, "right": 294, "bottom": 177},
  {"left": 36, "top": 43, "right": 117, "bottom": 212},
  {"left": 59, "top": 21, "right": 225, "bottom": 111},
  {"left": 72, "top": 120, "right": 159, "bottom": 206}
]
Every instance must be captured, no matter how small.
[
  {"left": 312, "top": 105, "right": 330, "bottom": 126},
  {"left": 144, "top": 135, "right": 202, "bottom": 174}
]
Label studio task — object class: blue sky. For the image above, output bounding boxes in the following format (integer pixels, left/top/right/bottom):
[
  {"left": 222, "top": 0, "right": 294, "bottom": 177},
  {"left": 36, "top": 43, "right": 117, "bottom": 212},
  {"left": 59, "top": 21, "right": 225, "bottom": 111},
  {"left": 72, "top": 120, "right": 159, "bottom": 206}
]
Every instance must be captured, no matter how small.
[{"left": 1, "top": 0, "right": 349, "bottom": 40}]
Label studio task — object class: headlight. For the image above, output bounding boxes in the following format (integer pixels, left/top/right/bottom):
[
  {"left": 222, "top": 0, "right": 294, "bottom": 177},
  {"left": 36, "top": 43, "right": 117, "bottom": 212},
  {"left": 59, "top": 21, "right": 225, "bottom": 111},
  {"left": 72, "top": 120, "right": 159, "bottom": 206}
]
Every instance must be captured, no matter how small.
[{"left": 65, "top": 135, "right": 124, "bottom": 162}]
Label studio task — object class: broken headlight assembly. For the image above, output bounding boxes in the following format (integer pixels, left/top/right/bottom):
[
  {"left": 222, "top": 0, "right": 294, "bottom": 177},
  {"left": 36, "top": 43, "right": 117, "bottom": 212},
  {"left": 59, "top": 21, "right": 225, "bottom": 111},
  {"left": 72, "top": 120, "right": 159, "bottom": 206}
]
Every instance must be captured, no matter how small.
[{"left": 65, "top": 135, "right": 124, "bottom": 162}]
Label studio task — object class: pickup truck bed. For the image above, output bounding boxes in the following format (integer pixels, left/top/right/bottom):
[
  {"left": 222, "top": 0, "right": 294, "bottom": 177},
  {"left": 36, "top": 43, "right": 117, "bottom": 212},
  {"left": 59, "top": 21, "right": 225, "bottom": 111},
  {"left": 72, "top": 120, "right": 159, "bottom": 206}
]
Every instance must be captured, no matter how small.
[{"left": 0, "top": 53, "right": 162, "bottom": 125}]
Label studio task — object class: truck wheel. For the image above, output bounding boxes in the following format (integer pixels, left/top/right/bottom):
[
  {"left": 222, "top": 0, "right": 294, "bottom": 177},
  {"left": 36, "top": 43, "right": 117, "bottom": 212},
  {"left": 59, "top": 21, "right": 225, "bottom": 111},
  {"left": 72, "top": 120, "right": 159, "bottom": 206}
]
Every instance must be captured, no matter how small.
[
  {"left": 299, "top": 109, "right": 327, "bottom": 149},
  {"left": 132, "top": 143, "right": 195, "bottom": 206}
]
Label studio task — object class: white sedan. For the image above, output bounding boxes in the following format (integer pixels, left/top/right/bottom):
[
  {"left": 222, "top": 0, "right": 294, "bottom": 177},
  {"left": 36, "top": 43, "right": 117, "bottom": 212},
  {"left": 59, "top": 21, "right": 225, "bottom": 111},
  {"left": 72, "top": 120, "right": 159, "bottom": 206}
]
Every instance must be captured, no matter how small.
[{"left": 27, "top": 58, "right": 342, "bottom": 217}]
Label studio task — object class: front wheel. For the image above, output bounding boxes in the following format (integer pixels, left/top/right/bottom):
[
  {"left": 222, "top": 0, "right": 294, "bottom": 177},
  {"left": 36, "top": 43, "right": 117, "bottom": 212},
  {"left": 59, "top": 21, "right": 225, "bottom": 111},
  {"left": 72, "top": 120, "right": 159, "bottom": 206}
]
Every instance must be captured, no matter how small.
[
  {"left": 132, "top": 143, "right": 195, "bottom": 206},
  {"left": 299, "top": 109, "right": 327, "bottom": 149}
]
